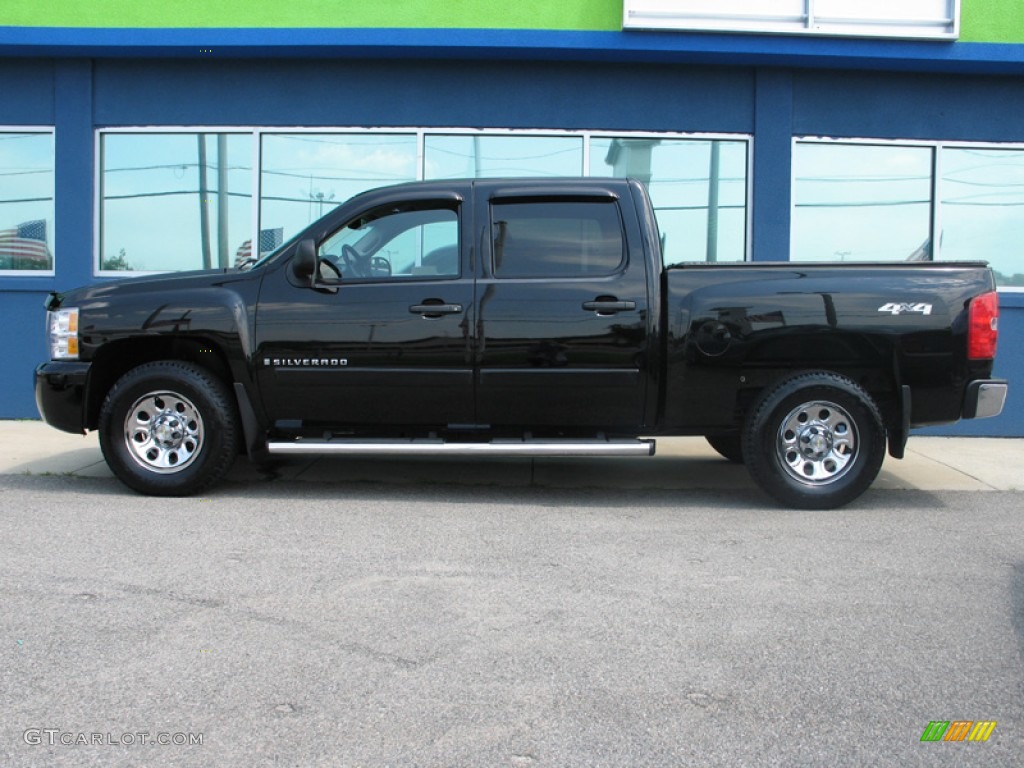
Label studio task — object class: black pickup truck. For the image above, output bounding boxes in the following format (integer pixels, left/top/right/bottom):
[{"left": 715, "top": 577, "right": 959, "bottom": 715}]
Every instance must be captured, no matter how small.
[{"left": 36, "top": 178, "right": 1007, "bottom": 508}]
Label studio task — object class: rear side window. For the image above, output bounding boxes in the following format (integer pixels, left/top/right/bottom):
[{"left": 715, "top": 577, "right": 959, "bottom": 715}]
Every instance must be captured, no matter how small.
[{"left": 490, "top": 200, "right": 625, "bottom": 278}]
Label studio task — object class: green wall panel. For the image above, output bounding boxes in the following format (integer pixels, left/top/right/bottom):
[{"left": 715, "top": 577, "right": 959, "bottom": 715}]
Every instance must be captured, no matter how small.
[
  {"left": 1, "top": 0, "right": 1022, "bottom": 43},
  {"left": 0, "top": 0, "right": 621, "bottom": 30},
  {"left": 961, "top": 0, "right": 1024, "bottom": 43}
]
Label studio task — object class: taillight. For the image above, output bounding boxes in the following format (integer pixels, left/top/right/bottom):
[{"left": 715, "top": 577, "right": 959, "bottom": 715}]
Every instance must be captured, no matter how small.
[{"left": 967, "top": 291, "right": 999, "bottom": 360}]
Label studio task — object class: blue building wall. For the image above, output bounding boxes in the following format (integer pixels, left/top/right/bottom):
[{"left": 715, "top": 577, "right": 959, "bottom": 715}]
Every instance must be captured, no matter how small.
[{"left": 1, "top": 55, "right": 1021, "bottom": 434}]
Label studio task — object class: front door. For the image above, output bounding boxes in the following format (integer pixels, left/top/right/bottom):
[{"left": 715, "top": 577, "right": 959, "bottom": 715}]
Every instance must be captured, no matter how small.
[{"left": 254, "top": 193, "right": 475, "bottom": 431}]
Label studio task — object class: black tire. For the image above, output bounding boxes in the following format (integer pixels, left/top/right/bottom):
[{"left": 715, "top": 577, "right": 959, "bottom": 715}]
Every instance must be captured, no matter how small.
[
  {"left": 98, "top": 361, "right": 240, "bottom": 496},
  {"left": 705, "top": 433, "right": 745, "bottom": 464},
  {"left": 742, "top": 372, "right": 885, "bottom": 510}
]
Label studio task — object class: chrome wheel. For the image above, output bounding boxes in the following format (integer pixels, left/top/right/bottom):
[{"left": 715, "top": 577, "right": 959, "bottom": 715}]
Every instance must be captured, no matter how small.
[
  {"left": 744, "top": 372, "right": 884, "bottom": 509},
  {"left": 123, "top": 390, "right": 204, "bottom": 474},
  {"left": 100, "top": 361, "right": 239, "bottom": 496},
  {"left": 777, "top": 400, "right": 857, "bottom": 486}
]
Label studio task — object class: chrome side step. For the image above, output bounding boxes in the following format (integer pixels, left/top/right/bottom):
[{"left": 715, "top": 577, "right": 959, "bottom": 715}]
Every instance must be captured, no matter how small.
[{"left": 266, "top": 437, "right": 656, "bottom": 458}]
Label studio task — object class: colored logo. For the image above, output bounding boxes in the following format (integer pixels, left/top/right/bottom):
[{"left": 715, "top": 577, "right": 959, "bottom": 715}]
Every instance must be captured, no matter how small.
[{"left": 920, "top": 721, "right": 997, "bottom": 742}]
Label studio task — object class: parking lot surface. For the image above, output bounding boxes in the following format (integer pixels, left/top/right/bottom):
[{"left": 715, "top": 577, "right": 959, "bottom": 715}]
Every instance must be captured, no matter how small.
[{"left": 1, "top": 467, "right": 1022, "bottom": 767}]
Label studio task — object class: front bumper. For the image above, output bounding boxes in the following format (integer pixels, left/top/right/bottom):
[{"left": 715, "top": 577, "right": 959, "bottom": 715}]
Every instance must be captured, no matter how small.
[
  {"left": 963, "top": 379, "right": 1008, "bottom": 420},
  {"left": 34, "top": 361, "right": 91, "bottom": 434}
]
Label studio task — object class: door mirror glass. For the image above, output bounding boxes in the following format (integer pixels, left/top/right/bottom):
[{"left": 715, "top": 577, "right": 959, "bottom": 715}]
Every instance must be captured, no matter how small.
[{"left": 291, "top": 238, "right": 317, "bottom": 286}]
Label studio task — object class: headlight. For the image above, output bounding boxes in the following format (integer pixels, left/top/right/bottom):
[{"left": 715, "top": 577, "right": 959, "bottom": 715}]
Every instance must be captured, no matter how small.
[{"left": 47, "top": 308, "right": 79, "bottom": 360}]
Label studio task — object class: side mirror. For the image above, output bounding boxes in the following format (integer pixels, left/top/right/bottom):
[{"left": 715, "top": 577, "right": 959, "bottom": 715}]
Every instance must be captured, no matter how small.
[{"left": 291, "top": 239, "right": 317, "bottom": 286}]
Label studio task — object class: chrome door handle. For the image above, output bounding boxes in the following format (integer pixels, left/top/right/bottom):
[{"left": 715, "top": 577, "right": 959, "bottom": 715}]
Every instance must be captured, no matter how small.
[
  {"left": 409, "top": 303, "right": 463, "bottom": 316},
  {"left": 582, "top": 300, "right": 636, "bottom": 314}
]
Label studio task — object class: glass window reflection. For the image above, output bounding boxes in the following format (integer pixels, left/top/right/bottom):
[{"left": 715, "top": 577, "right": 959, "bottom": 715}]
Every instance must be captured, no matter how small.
[
  {"left": 0, "top": 132, "right": 54, "bottom": 272},
  {"left": 425, "top": 135, "right": 583, "bottom": 179},
  {"left": 100, "top": 133, "right": 252, "bottom": 272},
  {"left": 792, "top": 143, "right": 932, "bottom": 262},
  {"left": 260, "top": 134, "right": 417, "bottom": 256},
  {"left": 940, "top": 147, "right": 1024, "bottom": 287},
  {"left": 590, "top": 138, "right": 748, "bottom": 263},
  {"left": 98, "top": 130, "right": 752, "bottom": 275}
]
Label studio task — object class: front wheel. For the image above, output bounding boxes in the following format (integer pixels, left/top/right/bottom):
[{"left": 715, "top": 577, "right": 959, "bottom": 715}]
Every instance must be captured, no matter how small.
[
  {"left": 98, "top": 361, "right": 240, "bottom": 496},
  {"left": 742, "top": 372, "right": 885, "bottom": 509}
]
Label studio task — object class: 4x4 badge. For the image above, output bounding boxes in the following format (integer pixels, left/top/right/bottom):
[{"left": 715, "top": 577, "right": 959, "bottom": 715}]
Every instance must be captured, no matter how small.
[{"left": 878, "top": 302, "right": 932, "bottom": 316}]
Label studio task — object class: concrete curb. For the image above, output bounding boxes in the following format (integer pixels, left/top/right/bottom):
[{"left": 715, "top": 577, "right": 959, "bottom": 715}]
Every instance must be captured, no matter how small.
[{"left": 2, "top": 420, "right": 1021, "bottom": 492}]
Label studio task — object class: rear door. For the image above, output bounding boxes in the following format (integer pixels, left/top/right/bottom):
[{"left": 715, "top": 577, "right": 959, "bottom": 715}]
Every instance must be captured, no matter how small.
[{"left": 473, "top": 182, "right": 651, "bottom": 430}]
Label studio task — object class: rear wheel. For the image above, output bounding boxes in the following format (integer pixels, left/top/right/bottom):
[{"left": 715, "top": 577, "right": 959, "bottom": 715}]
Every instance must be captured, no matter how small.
[
  {"left": 743, "top": 372, "right": 885, "bottom": 509},
  {"left": 98, "top": 361, "right": 240, "bottom": 496}
]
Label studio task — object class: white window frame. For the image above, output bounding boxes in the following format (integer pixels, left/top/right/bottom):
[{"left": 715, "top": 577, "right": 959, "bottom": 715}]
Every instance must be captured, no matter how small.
[
  {"left": 95, "top": 126, "right": 755, "bottom": 276},
  {"left": 792, "top": 136, "right": 1024, "bottom": 292},
  {"left": 0, "top": 126, "right": 56, "bottom": 277},
  {"left": 624, "top": 0, "right": 960, "bottom": 40}
]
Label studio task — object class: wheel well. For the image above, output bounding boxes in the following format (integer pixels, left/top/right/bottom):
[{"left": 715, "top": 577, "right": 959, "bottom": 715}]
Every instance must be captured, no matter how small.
[
  {"left": 735, "top": 368, "right": 899, "bottom": 433},
  {"left": 84, "top": 337, "right": 233, "bottom": 430}
]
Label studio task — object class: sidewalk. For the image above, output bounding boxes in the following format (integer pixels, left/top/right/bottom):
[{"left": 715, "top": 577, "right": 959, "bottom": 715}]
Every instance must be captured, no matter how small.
[{"left": 1, "top": 419, "right": 1021, "bottom": 492}]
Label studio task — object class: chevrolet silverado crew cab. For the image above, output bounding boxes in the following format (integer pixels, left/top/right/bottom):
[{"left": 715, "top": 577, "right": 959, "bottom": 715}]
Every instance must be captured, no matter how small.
[{"left": 36, "top": 178, "right": 1007, "bottom": 508}]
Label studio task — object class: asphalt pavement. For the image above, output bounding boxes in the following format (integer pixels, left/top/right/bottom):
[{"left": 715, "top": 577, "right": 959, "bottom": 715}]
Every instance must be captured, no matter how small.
[
  {"left": 1, "top": 471, "right": 1022, "bottom": 767},
  {"left": 3, "top": 420, "right": 1024, "bottom": 766}
]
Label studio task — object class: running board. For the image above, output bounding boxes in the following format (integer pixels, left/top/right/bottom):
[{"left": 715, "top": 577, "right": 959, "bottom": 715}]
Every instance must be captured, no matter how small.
[{"left": 266, "top": 437, "right": 656, "bottom": 458}]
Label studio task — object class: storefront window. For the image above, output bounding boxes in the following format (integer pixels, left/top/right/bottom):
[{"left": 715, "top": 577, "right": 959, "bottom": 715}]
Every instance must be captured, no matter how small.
[
  {"left": 793, "top": 140, "right": 1024, "bottom": 287},
  {"left": 0, "top": 131, "right": 54, "bottom": 272},
  {"left": 940, "top": 147, "right": 1024, "bottom": 287},
  {"left": 792, "top": 142, "right": 933, "bottom": 262},
  {"left": 260, "top": 133, "right": 418, "bottom": 260},
  {"left": 99, "top": 132, "right": 252, "bottom": 272},
  {"left": 98, "top": 129, "right": 751, "bottom": 274},
  {"left": 424, "top": 135, "right": 583, "bottom": 179},
  {"left": 592, "top": 138, "right": 748, "bottom": 263}
]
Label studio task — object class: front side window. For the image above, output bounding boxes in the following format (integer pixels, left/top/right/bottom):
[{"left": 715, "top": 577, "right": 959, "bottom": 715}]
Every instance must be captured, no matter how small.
[
  {"left": 99, "top": 132, "right": 252, "bottom": 272},
  {"left": 319, "top": 205, "right": 459, "bottom": 280},
  {"left": 490, "top": 201, "right": 624, "bottom": 278},
  {"left": 0, "top": 131, "right": 54, "bottom": 272}
]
